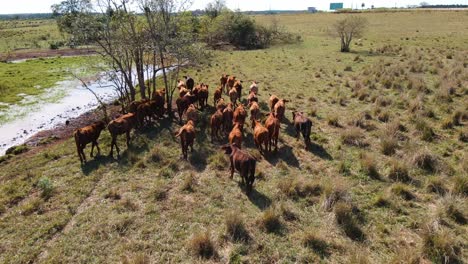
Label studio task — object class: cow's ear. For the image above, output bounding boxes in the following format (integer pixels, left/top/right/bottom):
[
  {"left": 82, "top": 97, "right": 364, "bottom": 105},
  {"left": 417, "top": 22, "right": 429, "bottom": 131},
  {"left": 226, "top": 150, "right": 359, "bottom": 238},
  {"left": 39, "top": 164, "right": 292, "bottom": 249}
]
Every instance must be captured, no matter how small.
[{"left": 240, "top": 80, "right": 243, "bottom": 83}]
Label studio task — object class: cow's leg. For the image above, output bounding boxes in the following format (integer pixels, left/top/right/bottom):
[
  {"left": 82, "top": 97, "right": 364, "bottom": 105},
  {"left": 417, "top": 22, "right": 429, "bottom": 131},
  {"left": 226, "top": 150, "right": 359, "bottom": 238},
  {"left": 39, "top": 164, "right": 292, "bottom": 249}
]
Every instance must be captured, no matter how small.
[
  {"left": 126, "top": 131, "right": 131, "bottom": 147},
  {"left": 79, "top": 145, "right": 86, "bottom": 163},
  {"left": 77, "top": 145, "right": 83, "bottom": 164},
  {"left": 95, "top": 141, "right": 101, "bottom": 155},
  {"left": 109, "top": 136, "right": 115, "bottom": 157},
  {"left": 230, "top": 160, "right": 234, "bottom": 179},
  {"left": 90, "top": 142, "right": 95, "bottom": 157}
]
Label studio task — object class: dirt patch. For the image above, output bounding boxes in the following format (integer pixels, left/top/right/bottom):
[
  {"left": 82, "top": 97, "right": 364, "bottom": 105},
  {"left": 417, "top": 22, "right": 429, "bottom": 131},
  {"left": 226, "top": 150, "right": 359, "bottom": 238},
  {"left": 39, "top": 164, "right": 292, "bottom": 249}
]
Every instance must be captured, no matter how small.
[{"left": 0, "top": 47, "right": 98, "bottom": 62}]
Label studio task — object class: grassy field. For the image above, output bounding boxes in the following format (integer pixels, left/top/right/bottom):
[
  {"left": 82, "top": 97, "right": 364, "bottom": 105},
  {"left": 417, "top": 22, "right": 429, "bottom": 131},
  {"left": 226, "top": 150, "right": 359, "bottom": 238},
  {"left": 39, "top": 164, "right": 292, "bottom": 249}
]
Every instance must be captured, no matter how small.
[
  {"left": 0, "top": 11, "right": 467, "bottom": 263},
  {"left": 0, "top": 19, "right": 64, "bottom": 52}
]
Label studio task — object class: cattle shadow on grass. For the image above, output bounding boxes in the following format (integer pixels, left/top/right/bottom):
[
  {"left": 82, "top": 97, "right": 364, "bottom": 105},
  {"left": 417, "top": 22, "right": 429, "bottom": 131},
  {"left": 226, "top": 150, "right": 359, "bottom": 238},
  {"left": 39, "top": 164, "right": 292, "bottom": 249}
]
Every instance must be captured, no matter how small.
[
  {"left": 264, "top": 144, "right": 300, "bottom": 168},
  {"left": 81, "top": 154, "right": 113, "bottom": 175},
  {"left": 306, "top": 141, "right": 333, "bottom": 160},
  {"left": 247, "top": 188, "right": 272, "bottom": 210}
]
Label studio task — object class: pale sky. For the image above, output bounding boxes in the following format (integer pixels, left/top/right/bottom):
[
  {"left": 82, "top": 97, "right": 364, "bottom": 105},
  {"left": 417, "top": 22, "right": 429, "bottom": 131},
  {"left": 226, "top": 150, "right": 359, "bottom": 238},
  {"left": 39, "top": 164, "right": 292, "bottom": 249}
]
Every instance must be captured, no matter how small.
[{"left": 0, "top": 0, "right": 467, "bottom": 14}]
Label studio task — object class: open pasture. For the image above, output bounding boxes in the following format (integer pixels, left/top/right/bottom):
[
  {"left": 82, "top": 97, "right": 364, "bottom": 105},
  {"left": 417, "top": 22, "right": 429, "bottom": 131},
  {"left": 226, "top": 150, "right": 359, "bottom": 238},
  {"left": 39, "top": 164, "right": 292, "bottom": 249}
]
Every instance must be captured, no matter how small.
[{"left": 0, "top": 11, "right": 467, "bottom": 263}]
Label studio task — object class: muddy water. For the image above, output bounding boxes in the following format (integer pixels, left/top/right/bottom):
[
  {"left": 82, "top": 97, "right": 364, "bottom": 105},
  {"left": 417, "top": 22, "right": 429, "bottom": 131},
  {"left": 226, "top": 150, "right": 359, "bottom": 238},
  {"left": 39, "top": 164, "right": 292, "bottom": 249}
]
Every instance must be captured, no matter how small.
[{"left": 0, "top": 73, "right": 117, "bottom": 155}]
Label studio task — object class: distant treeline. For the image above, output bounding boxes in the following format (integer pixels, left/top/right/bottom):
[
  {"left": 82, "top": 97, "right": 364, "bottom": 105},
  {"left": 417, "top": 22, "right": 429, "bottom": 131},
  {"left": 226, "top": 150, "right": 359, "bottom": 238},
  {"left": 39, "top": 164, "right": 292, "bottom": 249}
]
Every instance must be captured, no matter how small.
[
  {"left": 0, "top": 13, "right": 53, "bottom": 20},
  {"left": 419, "top": 4, "right": 468, "bottom": 8}
]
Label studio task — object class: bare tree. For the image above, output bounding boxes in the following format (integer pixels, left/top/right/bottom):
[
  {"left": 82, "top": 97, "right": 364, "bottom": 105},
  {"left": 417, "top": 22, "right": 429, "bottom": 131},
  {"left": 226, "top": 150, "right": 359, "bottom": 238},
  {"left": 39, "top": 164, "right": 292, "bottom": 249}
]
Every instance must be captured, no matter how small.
[
  {"left": 332, "top": 16, "right": 368, "bottom": 52},
  {"left": 205, "top": 0, "right": 226, "bottom": 19}
]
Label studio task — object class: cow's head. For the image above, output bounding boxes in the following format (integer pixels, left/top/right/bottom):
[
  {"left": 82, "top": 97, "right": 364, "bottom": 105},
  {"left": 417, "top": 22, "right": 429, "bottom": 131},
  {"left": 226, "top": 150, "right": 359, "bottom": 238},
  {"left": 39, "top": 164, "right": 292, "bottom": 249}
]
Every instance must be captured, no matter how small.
[{"left": 220, "top": 144, "right": 233, "bottom": 155}]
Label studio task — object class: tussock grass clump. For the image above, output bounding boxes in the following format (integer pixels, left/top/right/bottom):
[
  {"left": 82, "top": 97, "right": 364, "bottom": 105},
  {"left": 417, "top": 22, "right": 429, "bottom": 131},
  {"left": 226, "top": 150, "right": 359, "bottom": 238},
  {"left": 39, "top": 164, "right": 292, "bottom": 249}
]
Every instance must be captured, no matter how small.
[
  {"left": 277, "top": 177, "right": 321, "bottom": 199},
  {"left": 360, "top": 153, "right": 380, "bottom": 179},
  {"left": 426, "top": 177, "right": 447, "bottom": 195},
  {"left": 159, "top": 167, "right": 174, "bottom": 178},
  {"left": 459, "top": 128, "right": 468, "bottom": 142},
  {"left": 377, "top": 110, "right": 391, "bottom": 123},
  {"left": 280, "top": 203, "right": 298, "bottom": 221},
  {"left": 372, "top": 193, "right": 390, "bottom": 207},
  {"left": 327, "top": 115, "right": 340, "bottom": 127},
  {"left": 441, "top": 117, "right": 454, "bottom": 129},
  {"left": 301, "top": 229, "right": 329, "bottom": 256},
  {"left": 188, "top": 231, "right": 216, "bottom": 259},
  {"left": 380, "top": 134, "right": 398, "bottom": 156},
  {"left": 321, "top": 181, "right": 349, "bottom": 211},
  {"left": 414, "top": 118, "right": 435, "bottom": 142},
  {"left": 225, "top": 211, "right": 249, "bottom": 242},
  {"left": 104, "top": 188, "right": 121, "bottom": 200},
  {"left": 391, "top": 183, "right": 415, "bottom": 200},
  {"left": 208, "top": 152, "right": 228, "bottom": 170},
  {"left": 451, "top": 175, "right": 467, "bottom": 196},
  {"left": 37, "top": 177, "right": 54, "bottom": 199},
  {"left": 20, "top": 197, "right": 43, "bottom": 216},
  {"left": 334, "top": 202, "right": 365, "bottom": 241},
  {"left": 121, "top": 253, "right": 149, "bottom": 264},
  {"left": 180, "top": 173, "right": 195, "bottom": 192},
  {"left": 341, "top": 127, "right": 367, "bottom": 147},
  {"left": 309, "top": 106, "right": 318, "bottom": 117},
  {"left": 149, "top": 147, "right": 162, "bottom": 163},
  {"left": 387, "top": 159, "right": 411, "bottom": 182},
  {"left": 444, "top": 199, "right": 466, "bottom": 225},
  {"left": 411, "top": 150, "right": 439, "bottom": 173},
  {"left": 421, "top": 226, "right": 462, "bottom": 264},
  {"left": 259, "top": 208, "right": 282, "bottom": 233}
]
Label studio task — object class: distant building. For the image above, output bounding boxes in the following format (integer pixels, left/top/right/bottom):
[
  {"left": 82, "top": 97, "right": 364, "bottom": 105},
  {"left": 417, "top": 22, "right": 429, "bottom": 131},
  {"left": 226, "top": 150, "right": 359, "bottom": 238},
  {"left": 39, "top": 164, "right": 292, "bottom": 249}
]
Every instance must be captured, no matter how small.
[
  {"left": 330, "top": 2, "right": 344, "bottom": 10},
  {"left": 307, "top": 7, "right": 318, "bottom": 13}
]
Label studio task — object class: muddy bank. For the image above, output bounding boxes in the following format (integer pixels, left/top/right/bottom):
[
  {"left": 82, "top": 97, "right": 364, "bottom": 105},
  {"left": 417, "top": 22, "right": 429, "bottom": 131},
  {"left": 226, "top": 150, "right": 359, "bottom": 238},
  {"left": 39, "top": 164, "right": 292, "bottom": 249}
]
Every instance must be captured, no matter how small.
[{"left": 0, "top": 47, "right": 97, "bottom": 62}]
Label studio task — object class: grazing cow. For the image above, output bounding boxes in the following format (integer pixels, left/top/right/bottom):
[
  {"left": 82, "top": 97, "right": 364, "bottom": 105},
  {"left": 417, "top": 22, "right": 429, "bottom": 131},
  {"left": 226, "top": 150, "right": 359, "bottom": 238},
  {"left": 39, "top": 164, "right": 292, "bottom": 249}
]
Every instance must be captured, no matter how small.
[
  {"left": 229, "top": 122, "right": 244, "bottom": 148},
  {"left": 152, "top": 88, "right": 165, "bottom": 118},
  {"left": 247, "top": 91, "right": 258, "bottom": 104},
  {"left": 234, "top": 80, "right": 243, "bottom": 98},
  {"left": 186, "top": 104, "right": 198, "bottom": 124},
  {"left": 233, "top": 104, "right": 247, "bottom": 126},
  {"left": 292, "top": 111, "right": 312, "bottom": 148},
  {"left": 192, "top": 84, "right": 201, "bottom": 108},
  {"left": 108, "top": 113, "right": 136, "bottom": 158},
  {"left": 265, "top": 112, "right": 280, "bottom": 152},
  {"left": 229, "top": 87, "right": 238, "bottom": 106},
  {"left": 269, "top": 94, "right": 279, "bottom": 112},
  {"left": 274, "top": 99, "right": 288, "bottom": 122},
  {"left": 214, "top": 86, "right": 222, "bottom": 106},
  {"left": 220, "top": 74, "right": 229, "bottom": 91},
  {"left": 198, "top": 84, "right": 209, "bottom": 110},
  {"left": 176, "top": 93, "right": 197, "bottom": 124},
  {"left": 128, "top": 99, "right": 149, "bottom": 114},
  {"left": 220, "top": 143, "right": 256, "bottom": 194},
  {"left": 210, "top": 109, "right": 223, "bottom": 142},
  {"left": 249, "top": 81, "right": 258, "bottom": 94},
  {"left": 226, "top": 76, "right": 236, "bottom": 93},
  {"left": 223, "top": 102, "right": 234, "bottom": 133},
  {"left": 216, "top": 98, "right": 227, "bottom": 112},
  {"left": 74, "top": 121, "right": 106, "bottom": 163},
  {"left": 184, "top": 76, "right": 195, "bottom": 91},
  {"left": 252, "top": 119, "right": 269, "bottom": 154},
  {"left": 136, "top": 100, "right": 155, "bottom": 127},
  {"left": 249, "top": 101, "right": 260, "bottom": 124},
  {"left": 175, "top": 120, "right": 195, "bottom": 160}
]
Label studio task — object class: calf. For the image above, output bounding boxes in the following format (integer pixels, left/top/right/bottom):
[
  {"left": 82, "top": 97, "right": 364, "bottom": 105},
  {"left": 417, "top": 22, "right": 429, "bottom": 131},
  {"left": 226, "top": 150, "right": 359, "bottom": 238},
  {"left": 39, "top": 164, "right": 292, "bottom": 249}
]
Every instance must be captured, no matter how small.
[
  {"left": 108, "top": 113, "right": 136, "bottom": 158},
  {"left": 198, "top": 84, "right": 209, "bottom": 110},
  {"left": 221, "top": 143, "right": 256, "bottom": 194},
  {"left": 252, "top": 119, "right": 269, "bottom": 154},
  {"left": 186, "top": 104, "right": 198, "bottom": 124},
  {"left": 265, "top": 112, "right": 280, "bottom": 152},
  {"left": 249, "top": 101, "right": 260, "bottom": 124},
  {"left": 223, "top": 102, "right": 234, "bottom": 133},
  {"left": 274, "top": 99, "right": 288, "bottom": 122},
  {"left": 176, "top": 93, "right": 197, "bottom": 124},
  {"left": 175, "top": 120, "right": 195, "bottom": 160},
  {"left": 210, "top": 109, "right": 224, "bottom": 142},
  {"left": 213, "top": 86, "right": 223, "bottom": 105},
  {"left": 269, "top": 94, "right": 279, "bottom": 112},
  {"left": 233, "top": 104, "right": 247, "bottom": 126},
  {"left": 249, "top": 81, "right": 258, "bottom": 94},
  {"left": 74, "top": 120, "right": 106, "bottom": 163},
  {"left": 292, "top": 111, "right": 312, "bottom": 148},
  {"left": 228, "top": 87, "right": 238, "bottom": 106},
  {"left": 229, "top": 122, "right": 244, "bottom": 148}
]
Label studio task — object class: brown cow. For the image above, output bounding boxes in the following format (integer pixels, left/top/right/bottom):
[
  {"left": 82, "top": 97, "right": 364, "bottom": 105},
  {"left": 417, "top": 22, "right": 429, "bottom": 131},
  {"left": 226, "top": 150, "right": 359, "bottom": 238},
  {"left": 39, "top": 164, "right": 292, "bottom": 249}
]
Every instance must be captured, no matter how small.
[
  {"left": 220, "top": 143, "right": 257, "bottom": 194},
  {"left": 179, "top": 87, "right": 189, "bottom": 98},
  {"left": 175, "top": 120, "right": 195, "bottom": 160},
  {"left": 233, "top": 104, "right": 247, "bottom": 126},
  {"left": 176, "top": 93, "right": 197, "bottom": 124},
  {"left": 228, "top": 87, "right": 238, "bottom": 106},
  {"left": 108, "top": 113, "right": 136, "bottom": 158},
  {"left": 152, "top": 88, "right": 165, "bottom": 118},
  {"left": 74, "top": 121, "right": 106, "bottom": 163},
  {"left": 220, "top": 74, "right": 229, "bottom": 92},
  {"left": 249, "top": 101, "right": 260, "bottom": 124},
  {"left": 186, "top": 104, "right": 198, "bottom": 124},
  {"left": 128, "top": 99, "right": 149, "bottom": 114},
  {"left": 214, "top": 86, "right": 222, "bottom": 106},
  {"left": 229, "top": 122, "right": 244, "bottom": 148},
  {"left": 210, "top": 109, "right": 223, "bottom": 142},
  {"left": 216, "top": 98, "right": 227, "bottom": 112},
  {"left": 292, "top": 111, "right": 312, "bottom": 148},
  {"left": 252, "top": 119, "right": 269, "bottom": 154},
  {"left": 269, "top": 94, "right": 279, "bottom": 112},
  {"left": 250, "top": 81, "right": 259, "bottom": 94},
  {"left": 234, "top": 80, "right": 243, "bottom": 98},
  {"left": 265, "top": 112, "right": 280, "bottom": 152},
  {"left": 223, "top": 102, "right": 234, "bottom": 133},
  {"left": 198, "top": 84, "right": 209, "bottom": 110},
  {"left": 136, "top": 100, "right": 155, "bottom": 127},
  {"left": 247, "top": 91, "right": 258, "bottom": 104},
  {"left": 274, "top": 99, "right": 288, "bottom": 122},
  {"left": 226, "top": 75, "right": 236, "bottom": 93}
]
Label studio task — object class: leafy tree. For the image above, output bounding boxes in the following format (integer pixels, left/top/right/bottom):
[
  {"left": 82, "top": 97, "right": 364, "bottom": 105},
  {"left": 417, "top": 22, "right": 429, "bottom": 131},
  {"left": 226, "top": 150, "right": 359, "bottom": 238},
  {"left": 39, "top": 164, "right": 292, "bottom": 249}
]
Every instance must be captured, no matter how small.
[{"left": 332, "top": 16, "right": 367, "bottom": 52}]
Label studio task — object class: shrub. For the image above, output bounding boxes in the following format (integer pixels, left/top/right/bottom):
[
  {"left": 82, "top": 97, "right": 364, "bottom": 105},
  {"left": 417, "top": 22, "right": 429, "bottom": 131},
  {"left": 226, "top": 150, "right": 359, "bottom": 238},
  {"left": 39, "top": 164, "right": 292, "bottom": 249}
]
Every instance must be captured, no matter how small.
[
  {"left": 387, "top": 159, "right": 411, "bottom": 182},
  {"left": 421, "top": 226, "right": 462, "bottom": 264},
  {"left": 37, "top": 177, "right": 54, "bottom": 199},
  {"left": 341, "top": 128, "right": 367, "bottom": 147},
  {"left": 334, "top": 202, "right": 365, "bottom": 241},
  {"left": 225, "top": 211, "right": 249, "bottom": 242},
  {"left": 188, "top": 231, "right": 215, "bottom": 259},
  {"left": 259, "top": 208, "right": 281, "bottom": 233}
]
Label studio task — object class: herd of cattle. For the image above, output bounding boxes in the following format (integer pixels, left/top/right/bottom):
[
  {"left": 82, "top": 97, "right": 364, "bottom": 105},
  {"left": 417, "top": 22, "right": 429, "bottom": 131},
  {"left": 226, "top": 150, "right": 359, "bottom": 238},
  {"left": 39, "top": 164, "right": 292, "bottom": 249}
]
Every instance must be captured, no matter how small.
[{"left": 73, "top": 74, "right": 313, "bottom": 193}]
